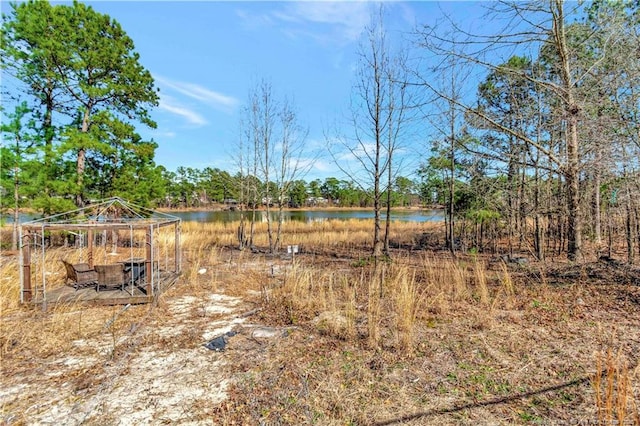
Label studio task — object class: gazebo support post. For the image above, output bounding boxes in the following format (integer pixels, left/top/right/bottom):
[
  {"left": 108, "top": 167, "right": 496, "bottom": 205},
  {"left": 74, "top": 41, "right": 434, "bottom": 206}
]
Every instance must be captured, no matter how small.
[
  {"left": 22, "top": 231, "right": 32, "bottom": 302},
  {"left": 146, "top": 226, "right": 152, "bottom": 297},
  {"left": 88, "top": 229, "right": 94, "bottom": 268},
  {"left": 175, "top": 221, "right": 181, "bottom": 273}
]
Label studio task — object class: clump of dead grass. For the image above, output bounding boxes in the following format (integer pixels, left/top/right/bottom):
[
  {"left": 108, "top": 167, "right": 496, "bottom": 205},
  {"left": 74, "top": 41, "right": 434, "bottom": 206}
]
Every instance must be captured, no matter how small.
[
  {"left": 593, "top": 348, "right": 640, "bottom": 425},
  {"left": 391, "top": 265, "right": 421, "bottom": 352},
  {"left": 261, "top": 249, "right": 506, "bottom": 356}
]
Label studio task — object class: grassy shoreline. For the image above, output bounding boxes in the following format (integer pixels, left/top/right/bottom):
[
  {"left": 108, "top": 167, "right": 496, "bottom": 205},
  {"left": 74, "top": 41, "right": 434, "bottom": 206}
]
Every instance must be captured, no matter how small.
[{"left": 155, "top": 204, "right": 442, "bottom": 213}]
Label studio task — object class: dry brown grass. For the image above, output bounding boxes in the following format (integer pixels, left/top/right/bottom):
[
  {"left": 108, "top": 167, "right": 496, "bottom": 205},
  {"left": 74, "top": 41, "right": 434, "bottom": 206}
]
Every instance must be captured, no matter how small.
[
  {"left": 263, "top": 252, "right": 517, "bottom": 355},
  {"left": 594, "top": 348, "right": 640, "bottom": 425},
  {"left": 2, "top": 218, "right": 640, "bottom": 424},
  {"left": 210, "top": 221, "right": 640, "bottom": 424}
]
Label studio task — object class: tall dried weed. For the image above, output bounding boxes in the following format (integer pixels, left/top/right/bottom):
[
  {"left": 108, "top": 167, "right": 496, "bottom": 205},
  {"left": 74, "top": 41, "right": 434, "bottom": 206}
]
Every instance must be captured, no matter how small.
[
  {"left": 593, "top": 348, "right": 640, "bottom": 425},
  {"left": 392, "top": 265, "right": 422, "bottom": 352}
]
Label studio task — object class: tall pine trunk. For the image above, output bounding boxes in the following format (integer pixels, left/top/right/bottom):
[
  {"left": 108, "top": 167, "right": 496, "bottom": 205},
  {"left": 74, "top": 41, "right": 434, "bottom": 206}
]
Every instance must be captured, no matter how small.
[{"left": 554, "top": 0, "right": 583, "bottom": 261}]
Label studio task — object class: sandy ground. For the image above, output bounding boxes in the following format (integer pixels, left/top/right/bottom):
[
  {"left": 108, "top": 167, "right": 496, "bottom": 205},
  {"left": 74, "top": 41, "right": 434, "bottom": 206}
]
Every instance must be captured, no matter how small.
[{"left": 0, "top": 288, "right": 276, "bottom": 425}]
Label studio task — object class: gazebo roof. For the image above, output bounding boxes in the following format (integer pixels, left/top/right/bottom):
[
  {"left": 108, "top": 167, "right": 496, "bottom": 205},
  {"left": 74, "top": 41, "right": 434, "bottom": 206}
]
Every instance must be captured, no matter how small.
[{"left": 21, "top": 197, "right": 180, "bottom": 231}]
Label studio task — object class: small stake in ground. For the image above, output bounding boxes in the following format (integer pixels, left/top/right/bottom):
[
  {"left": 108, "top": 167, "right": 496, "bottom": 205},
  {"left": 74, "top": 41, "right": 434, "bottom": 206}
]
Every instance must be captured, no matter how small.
[{"left": 287, "top": 244, "right": 299, "bottom": 263}]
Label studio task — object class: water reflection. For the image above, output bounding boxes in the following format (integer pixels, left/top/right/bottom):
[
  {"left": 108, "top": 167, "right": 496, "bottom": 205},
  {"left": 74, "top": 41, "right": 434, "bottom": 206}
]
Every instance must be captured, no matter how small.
[
  {"left": 171, "top": 209, "right": 444, "bottom": 223},
  {"left": 4, "top": 209, "right": 444, "bottom": 224}
]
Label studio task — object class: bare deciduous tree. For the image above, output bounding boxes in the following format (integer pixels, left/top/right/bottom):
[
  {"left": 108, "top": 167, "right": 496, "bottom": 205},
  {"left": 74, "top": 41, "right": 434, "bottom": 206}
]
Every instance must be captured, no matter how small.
[
  {"left": 329, "top": 6, "right": 411, "bottom": 260},
  {"left": 238, "top": 79, "right": 310, "bottom": 253}
]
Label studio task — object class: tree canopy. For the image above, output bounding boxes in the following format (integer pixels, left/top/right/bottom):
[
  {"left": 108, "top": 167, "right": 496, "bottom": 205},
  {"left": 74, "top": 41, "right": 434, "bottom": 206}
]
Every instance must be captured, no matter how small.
[{"left": 1, "top": 0, "right": 160, "bottom": 213}]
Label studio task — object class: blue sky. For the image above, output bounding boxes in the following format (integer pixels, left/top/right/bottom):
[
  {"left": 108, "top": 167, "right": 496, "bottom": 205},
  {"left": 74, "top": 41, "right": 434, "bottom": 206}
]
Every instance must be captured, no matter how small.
[
  {"left": 83, "top": 1, "right": 489, "bottom": 181},
  {"left": 2, "top": 1, "right": 492, "bottom": 181}
]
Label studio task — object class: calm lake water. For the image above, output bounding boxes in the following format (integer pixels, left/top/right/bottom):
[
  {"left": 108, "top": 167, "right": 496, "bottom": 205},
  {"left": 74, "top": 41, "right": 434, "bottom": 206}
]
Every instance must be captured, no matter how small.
[
  {"left": 4, "top": 209, "right": 444, "bottom": 224},
  {"left": 171, "top": 209, "right": 444, "bottom": 223}
]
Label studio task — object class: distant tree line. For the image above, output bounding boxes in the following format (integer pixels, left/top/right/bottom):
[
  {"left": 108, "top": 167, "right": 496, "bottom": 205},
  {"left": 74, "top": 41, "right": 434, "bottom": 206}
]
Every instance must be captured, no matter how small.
[{"left": 157, "top": 166, "right": 422, "bottom": 210}]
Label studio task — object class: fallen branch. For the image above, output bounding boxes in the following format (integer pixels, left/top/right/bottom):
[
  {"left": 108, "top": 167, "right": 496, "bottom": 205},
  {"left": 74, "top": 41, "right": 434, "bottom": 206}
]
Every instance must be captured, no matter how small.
[{"left": 235, "top": 307, "right": 262, "bottom": 319}]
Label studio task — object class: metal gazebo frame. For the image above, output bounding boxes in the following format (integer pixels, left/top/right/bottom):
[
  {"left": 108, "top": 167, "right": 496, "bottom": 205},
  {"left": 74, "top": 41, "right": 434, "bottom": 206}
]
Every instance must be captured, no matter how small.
[{"left": 19, "top": 197, "right": 182, "bottom": 304}]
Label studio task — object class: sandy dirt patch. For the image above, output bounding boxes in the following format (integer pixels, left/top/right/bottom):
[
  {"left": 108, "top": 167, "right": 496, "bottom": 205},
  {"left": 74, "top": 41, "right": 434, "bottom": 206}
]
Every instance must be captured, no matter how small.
[{"left": 0, "top": 290, "right": 269, "bottom": 425}]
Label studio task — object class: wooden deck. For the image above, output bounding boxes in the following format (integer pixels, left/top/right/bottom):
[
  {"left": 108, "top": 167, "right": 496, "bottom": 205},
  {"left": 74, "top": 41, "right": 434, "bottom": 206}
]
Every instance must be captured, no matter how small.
[{"left": 32, "top": 271, "right": 181, "bottom": 307}]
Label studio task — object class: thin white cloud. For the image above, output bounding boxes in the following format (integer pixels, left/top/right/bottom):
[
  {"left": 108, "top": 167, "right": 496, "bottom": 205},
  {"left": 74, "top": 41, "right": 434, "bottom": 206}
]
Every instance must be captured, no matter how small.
[
  {"left": 151, "top": 129, "right": 177, "bottom": 139},
  {"left": 236, "top": 8, "right": 275, "bottom": 29},
  {"left": 158, "top": 95, "right": 208, "bottom": 126},
  {"left": 283, "top": 1, "right": 371, "bottom": 42},
  {"left": 237, "top": 1, "right": 372, "bottom": 46},
  {"left": 309, "top": 158, "right": 334, "bottom": 173},
  {"left": 337, "top": 141, "right": 378, "bottom": 162},
  {"left": 156, "top": 76, "right": 239, "bottom": 112}
]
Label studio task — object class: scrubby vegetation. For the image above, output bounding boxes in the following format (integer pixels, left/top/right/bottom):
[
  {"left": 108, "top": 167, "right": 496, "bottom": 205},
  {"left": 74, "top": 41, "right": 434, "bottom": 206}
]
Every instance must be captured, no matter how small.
[{"left": 2, "top": 219, "right": 639, "bottom": 424}]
